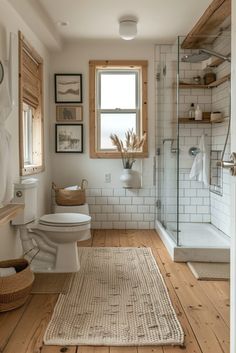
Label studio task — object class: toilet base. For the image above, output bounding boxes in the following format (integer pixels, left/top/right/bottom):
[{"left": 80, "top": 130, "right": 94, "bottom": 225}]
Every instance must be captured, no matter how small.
[
  {"left": 31, "top": 242, "right": 80, "bottom": 273},
  {"left": 55, "top": 242, "right": 80, "bottom": 272}
]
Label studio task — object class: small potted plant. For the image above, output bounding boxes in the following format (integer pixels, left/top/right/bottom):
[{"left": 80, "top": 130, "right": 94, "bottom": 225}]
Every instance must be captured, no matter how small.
[{"left": 110, "top": 129, "right": 146, "bottom": 188}]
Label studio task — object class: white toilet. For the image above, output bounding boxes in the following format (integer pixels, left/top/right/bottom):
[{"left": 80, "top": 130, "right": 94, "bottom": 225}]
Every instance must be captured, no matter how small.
[{"left": 12, "top": 179, "right": 91, "bottom": 273}]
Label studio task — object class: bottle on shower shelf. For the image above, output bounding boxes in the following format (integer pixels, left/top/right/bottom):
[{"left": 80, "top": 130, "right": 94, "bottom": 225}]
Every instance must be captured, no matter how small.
[
  {"left": 195, "top": 105, "right": 203, "bottom": 121},
  {"left": 188, "top": 103, "right": 195, "bottom": 120}
]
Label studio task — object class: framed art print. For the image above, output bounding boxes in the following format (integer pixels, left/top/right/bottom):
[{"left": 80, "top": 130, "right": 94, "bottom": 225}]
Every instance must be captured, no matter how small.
[
  {"left": 55, "top": 74, "right": 82, "bottom": 103},
  {"left": 56, "top": 105, "right": 83, "bottom": 122},
  {"left": 55, "top": 124, "right": 83, "bottom": 153}
]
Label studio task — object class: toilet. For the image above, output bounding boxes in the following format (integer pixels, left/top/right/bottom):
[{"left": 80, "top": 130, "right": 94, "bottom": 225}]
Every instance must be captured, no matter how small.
[{"left": 12, "top": 179, "right": 91, "bottom": 273}]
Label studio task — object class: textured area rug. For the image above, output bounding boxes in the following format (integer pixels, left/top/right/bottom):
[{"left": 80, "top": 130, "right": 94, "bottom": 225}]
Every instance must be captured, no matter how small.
[
  {"left": 188, "top": 262, "right": 230, "bottom": 280},
  {"left": 31, "top": 273, "right": 74, "bottom": 294},
  {"left": 44, "top": 247, "right": 184, "bottom": 346}
]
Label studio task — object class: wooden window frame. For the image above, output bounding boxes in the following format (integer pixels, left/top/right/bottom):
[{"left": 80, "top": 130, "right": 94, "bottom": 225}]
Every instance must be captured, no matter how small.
[
  {"left": 18, "top": 31, "right": 44, "bottom": 176},
  {"left": 89, "top": 60, "right": 148, "bottom": 159}
]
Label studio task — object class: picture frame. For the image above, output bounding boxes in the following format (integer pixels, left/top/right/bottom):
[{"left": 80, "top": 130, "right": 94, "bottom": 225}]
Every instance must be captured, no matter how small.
[
  {"left": 56, "top": 105, "right": 83, "bottom": 122},
  {"left": 55, "top": 124, "right": 83, "bottom": 153},
  {"left": 54, "top": 74, "right": 82, "bottom": 103}
]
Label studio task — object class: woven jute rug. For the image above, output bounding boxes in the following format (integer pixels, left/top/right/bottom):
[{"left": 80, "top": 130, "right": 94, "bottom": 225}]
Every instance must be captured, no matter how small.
[
  {"left": 188, "top": 262, "right": 230, "bottom": 280},
  {"left": 44, "top": 247, "right": 184, "bottom": 346},
  {"left": 31, "top": 273, "right": 75, "bottom": 294}
]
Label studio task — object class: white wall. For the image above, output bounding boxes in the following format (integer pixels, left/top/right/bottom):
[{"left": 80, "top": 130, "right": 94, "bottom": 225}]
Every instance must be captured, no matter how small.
[
  {"left": 0, "top": 0, "right": 51, "bottom": 259},
  {"left": 50, "top": 40, "right": 157, "bottom": 229}
]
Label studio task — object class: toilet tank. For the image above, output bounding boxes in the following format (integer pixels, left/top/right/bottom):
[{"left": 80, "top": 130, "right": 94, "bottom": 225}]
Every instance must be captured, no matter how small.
[
  {"left": 54, "top": 203, "right": 89, "bottom": 215},
  {"left": 12, "top": 179, "right": 38, "bottom": 225}
]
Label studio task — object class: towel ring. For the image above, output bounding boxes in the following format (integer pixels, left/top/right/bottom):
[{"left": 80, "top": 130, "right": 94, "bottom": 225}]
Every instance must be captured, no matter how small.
[{"left": 189, "top": 147, "right": 200, "bottom": 156}]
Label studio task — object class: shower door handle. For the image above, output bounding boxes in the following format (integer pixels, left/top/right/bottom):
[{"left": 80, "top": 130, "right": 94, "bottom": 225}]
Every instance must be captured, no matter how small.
[{"left": 217, "top": 152, "right": 236, "bottom": 176}]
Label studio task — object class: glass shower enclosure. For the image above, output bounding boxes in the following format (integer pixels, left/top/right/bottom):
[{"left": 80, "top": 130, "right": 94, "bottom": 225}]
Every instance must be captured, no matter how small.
[{"left": 156, "top": 32, "right": 231, "bottom": 251}]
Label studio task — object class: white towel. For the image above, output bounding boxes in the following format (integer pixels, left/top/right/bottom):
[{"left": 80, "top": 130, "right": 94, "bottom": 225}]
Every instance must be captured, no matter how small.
[
  {"left": 0, "top": 267, "right": 16, "bottom": 277},
  {"left": 64, "top": 185, "right": 80, "bottom": 190},
  {"left": 189, "top": 134, "right": 210, "bottom": 186}
]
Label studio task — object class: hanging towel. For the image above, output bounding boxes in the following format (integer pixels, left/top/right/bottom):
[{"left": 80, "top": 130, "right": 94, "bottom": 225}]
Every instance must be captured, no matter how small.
[{"left": 189, "top": 134, "right": 210, "bottom": 186}]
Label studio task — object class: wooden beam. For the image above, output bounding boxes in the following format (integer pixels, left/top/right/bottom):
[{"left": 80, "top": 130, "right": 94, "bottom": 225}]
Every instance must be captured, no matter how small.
[{"left": 181, "top": 0, "right": 231, "bottom": 49}]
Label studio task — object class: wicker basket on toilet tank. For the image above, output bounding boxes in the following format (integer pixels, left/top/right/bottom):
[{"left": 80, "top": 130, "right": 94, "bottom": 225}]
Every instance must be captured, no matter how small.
[
  {"left": 52, "top": 179, "right": 87, "bottom": 206},
  {"left": 0, "top": 258, "right": 34, "bottom": 312}
]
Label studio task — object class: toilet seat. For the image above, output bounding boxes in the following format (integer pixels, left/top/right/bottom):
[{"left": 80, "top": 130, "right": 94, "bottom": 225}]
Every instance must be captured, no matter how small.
[{"left": 39, "top": 213, "right": 91, "bottom": 227}]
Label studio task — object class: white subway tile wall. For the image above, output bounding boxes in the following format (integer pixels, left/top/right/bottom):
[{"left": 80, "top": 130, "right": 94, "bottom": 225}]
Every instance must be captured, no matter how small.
[
  {"left": 86, "top": 188, "right": 156, "bottom": 229},
  {"left": 178, "top": 124, "right": 211, "bottom": 222}
]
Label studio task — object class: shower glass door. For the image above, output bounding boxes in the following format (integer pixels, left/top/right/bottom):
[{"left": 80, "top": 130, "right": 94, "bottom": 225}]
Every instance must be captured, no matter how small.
[{"left": 155, "top": 43, "right": 179, "bottom": 244}]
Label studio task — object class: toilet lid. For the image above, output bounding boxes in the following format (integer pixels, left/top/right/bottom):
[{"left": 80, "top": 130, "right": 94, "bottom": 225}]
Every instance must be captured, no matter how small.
[{"left": 39, "top": 213, "right": 91, "bottom": 227}]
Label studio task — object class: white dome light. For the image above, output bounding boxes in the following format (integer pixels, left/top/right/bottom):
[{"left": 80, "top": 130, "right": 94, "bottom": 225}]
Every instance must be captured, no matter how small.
[{"left": 119, "top": 19, "right": 137, "bottom": 40}]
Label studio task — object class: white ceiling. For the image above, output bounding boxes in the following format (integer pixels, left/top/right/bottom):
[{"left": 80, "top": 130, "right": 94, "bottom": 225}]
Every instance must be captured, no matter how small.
[{"left": 8, "top": 0, "right": 213, "bottom": 49}]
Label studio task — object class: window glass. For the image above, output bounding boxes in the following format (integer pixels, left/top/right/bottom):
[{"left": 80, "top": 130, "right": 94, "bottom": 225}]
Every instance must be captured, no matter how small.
[
  {"left": 23, "top": 103, "right": 33, "bottom": 165},
  {"left": 100, "top": 113, "right": 137, "bottom": 149},
  {"left": 100, "top": 72, "right": 137, "bottom": 109}
]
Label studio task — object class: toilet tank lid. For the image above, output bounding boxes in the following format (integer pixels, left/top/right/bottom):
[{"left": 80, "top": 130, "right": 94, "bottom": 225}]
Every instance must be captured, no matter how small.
[
  {"left": 39, "top": 213, "right": 91, "bottom": 225},
  {"left": 14, "top": 178, "right": 38, "bottom": 189}
]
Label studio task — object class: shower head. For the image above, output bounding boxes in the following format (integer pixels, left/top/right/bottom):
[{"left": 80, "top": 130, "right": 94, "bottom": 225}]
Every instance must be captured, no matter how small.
[
  {"left": 182, "top": 51, "right": 211, "bottom": 63},
  {"left": 181, "top": 48, "right": 231, "bottom": 63}
]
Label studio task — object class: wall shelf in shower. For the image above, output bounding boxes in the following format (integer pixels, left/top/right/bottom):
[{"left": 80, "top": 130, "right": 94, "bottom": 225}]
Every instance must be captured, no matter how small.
[
  {"left": 178, "top": 83, "right": 208, "bottom": 89},
  {"left": 206, "top": 54, "right": 231, "bottom": 68},
  {"left": 207, "top": 74, "right": 231, "bottom": 87},
  {"left": 179, "top": 74, "right": 230, "bottom": 89},
  {"left": 178, "top": 118, "right": 211, "bottom": 124}
]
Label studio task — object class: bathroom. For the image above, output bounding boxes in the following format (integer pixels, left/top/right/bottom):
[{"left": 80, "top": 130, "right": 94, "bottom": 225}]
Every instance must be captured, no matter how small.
[
  {"left": 0, "top": 0, "right": 232, "bottom": 262},
  {"left": 0, "top": 0, "right": 235, "bottom": 351}
]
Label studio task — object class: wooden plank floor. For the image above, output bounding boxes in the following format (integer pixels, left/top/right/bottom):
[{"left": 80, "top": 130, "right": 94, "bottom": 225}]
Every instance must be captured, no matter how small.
[{"left": 0, "top": 230, "right": 230, "bottom": 353}]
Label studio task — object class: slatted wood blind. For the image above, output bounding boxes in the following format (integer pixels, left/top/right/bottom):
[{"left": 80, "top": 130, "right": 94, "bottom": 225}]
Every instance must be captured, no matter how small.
[{"left": 19, "top": 31, "right": 44, "bottom": 176}]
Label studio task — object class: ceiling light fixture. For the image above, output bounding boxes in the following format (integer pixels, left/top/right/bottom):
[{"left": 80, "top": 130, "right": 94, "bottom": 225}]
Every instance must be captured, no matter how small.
[{"left": 119, "top": 19, "right": 137, "bottom": 40}]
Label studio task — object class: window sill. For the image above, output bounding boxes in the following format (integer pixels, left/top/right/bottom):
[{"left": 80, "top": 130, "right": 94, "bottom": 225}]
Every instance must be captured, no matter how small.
[
  {"left": 90, "top": 151, "right": 148, "bottom": 159},
  {"left": 0, "top": 204, "right": 24, "bottom": 226},
  {"left": 21, "top": 164, "right": 45, "bottom": 176}
]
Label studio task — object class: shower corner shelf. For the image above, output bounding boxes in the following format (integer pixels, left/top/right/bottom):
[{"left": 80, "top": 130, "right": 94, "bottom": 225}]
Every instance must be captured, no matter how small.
[
  {"left": 0, "top": 204, "right": 24, "bottom": 225},
  {"left": 178, "top": 118, "right": 211, "bottom": 124},
  {"left": 178, "top": 117, "right": 227, "bottom": 124},
  {"left": 179, "top": 74, "right": 230, "bottom": 89},
  {"left": 179, "top": 83, "right": 208, "bottom": 89}
]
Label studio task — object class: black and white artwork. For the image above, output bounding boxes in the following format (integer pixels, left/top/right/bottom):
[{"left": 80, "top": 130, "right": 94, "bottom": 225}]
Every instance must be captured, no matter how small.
[
  {"left": 56, "top": 105, "right": 83, "bottom": 121},
  {"left": 55, "top": 124, "right": 83, "bottom": 153},
  {"left": 55, "top": 74, "right": 82, "bottom": 103}
]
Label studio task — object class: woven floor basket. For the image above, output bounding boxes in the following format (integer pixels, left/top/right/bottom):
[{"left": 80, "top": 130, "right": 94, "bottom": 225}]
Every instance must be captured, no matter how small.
[{"left": 0, "top": 258, "right": 34, "bottom": 312}]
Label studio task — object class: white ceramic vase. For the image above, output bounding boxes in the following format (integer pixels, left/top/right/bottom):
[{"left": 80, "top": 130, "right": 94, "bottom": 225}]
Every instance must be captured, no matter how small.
[{"left": 120, "top": 168, "right": 140, "bottom": 188}]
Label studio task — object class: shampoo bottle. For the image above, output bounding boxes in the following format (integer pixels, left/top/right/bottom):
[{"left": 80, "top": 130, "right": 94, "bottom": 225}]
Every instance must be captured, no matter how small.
[
  {"left": 188, "top": 103, "right": 195, "bottom": 119},
  {"left": 195, "top": 105, "right": 202, "bottom": 121}
]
